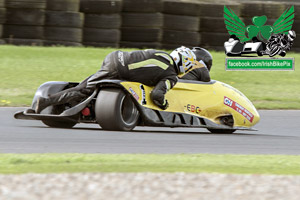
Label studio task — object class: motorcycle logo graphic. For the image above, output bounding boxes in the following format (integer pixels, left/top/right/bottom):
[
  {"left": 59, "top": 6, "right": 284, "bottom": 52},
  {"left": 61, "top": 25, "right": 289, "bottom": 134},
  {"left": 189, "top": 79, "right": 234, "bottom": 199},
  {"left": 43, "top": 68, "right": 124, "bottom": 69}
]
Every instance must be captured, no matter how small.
[{"left": 224, "top": 6, "right": 296, "bottom": 57}]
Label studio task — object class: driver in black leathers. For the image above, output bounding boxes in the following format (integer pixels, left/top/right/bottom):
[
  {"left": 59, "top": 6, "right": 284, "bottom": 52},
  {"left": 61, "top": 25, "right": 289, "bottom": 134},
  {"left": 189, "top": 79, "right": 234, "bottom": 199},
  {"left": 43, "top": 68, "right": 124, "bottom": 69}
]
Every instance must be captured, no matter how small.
[
  {"left": 180, "top": 47, "right": 212, "bottom": 82},
  {"left": 36, "top": 46, "right": 209, "bottom": 114}
]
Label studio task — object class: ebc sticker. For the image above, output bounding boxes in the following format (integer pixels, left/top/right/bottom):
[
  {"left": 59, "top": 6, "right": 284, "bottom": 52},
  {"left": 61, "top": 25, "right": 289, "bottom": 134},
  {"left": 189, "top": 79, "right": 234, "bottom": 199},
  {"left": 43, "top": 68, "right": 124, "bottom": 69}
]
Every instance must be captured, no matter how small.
[
  {"left": 224, "top": 96, "right": 254, "bottom": 122},
  {"left": 185, "top": 104, "right": 201, "bottom": 114},
  {"left": 129, "top": 87, "right": 139, "bottom": 101}
]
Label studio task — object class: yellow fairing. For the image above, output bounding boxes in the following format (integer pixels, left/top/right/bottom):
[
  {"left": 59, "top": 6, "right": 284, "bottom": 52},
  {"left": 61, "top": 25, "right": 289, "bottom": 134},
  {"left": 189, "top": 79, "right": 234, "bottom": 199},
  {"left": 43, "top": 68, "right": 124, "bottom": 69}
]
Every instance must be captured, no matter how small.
[{"left": 121, "top": 81, "right": 260, "bottom": 128}]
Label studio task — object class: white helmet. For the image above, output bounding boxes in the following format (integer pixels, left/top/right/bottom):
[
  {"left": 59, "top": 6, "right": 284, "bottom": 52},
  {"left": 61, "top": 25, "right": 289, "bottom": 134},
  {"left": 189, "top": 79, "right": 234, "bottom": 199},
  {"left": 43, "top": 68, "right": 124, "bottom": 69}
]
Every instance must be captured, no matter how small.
[
  {"left": 288, "top": 30, "right": 296, "bottom": 41},
  {"left": 170, "top": 46, "right": 196, "bottom": 75}
]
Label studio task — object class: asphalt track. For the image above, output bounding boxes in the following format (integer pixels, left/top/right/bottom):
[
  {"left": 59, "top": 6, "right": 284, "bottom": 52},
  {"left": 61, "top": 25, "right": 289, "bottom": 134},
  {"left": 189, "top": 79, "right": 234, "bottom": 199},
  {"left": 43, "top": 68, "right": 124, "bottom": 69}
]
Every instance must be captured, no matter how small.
[{"left": 1, "top": 107, "right": 300, "bottom": 154}]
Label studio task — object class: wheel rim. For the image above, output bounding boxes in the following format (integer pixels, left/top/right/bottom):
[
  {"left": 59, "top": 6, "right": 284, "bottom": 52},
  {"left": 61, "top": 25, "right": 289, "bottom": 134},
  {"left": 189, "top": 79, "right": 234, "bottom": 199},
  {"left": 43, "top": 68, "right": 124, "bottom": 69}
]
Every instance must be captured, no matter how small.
[{"left": 120, "top": 94, "right": 139, "bottom": 126}]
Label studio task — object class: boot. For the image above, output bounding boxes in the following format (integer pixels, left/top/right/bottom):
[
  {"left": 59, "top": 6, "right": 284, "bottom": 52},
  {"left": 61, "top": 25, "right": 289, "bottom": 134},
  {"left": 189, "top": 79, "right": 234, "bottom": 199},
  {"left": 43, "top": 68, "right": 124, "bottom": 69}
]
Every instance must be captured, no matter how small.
[
  {"left": 35, "top": 97, "right": 51, "bottom": 114},
  {"left": 35, "top": 89, "right": 91, "bottom": 114}
]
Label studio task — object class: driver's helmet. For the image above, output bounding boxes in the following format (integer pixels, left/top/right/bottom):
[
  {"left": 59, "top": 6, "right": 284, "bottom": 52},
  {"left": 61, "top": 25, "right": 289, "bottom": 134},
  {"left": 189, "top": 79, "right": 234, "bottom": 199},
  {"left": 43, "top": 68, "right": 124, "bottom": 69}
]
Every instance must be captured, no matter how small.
[
  {"left": 288, "top": 30, "right": 296, "bottom": 41},
  {"left": 170, "top": 46, "right": 196, "bottom": 75},
  {"left": 192, "top": 47, "right": 213, "bottom": 71}
]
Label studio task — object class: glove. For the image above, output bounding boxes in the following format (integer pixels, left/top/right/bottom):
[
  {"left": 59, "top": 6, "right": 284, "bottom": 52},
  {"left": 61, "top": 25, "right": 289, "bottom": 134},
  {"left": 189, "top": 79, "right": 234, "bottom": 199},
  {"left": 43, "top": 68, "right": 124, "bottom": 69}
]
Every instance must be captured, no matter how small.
[
  {"left": 154, "top": 99, "right": 169, "bottom": 110},
  {"left": 80, "top": 88, "right": 93, "bottom": 95},
  {"left": 161, "top": 100, "right": 169, "bottom": 110}
]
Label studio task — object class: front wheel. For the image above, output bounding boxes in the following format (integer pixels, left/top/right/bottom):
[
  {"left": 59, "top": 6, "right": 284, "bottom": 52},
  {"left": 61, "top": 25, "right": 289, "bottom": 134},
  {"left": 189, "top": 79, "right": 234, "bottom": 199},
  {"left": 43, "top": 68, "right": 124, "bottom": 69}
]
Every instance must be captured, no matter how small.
[
  {"left": 269, "top": 46, "right": 281, "bottom": 57},
  {"left": 95, "top": 88, "right": 140, "bottom": 131},
  {"left": 41, "top": 104, "right": 77, "bottom": 128},
  {"left": 42, "top": 120, "right": 77, "bottom": 128},
  {"left": 207, "top": 129, "right": 236, "bottom": 134}
]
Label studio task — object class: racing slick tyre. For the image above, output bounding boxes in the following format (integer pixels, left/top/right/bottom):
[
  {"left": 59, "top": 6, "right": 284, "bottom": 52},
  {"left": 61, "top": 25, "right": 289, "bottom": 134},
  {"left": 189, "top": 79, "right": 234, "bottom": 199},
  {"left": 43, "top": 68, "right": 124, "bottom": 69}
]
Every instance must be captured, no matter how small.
[
  {"left": 84, "top": 14, "right": 121, "bottom": 29},
  {"left": 241, "top": 2, "right": 284, "bottom": 18},
  {"left": 6, "top": 9, "right": 45, "bottom": 26},
  {"left": 83, "top": 28, "right": 120, "bottom": 43},
  {"left": 44, "top": 27, "right": 82, "bottom": 42},
  {"left": 45, "top": 11, "right": 84, "bottom": 28},
  {"left": 5, "top": 0, "right": 46, "bottom": 9},
  {"left": 0, "top": 8, "right": 6, "bottom": 24},
  {"left": 200, "top": 17, "right": 227, "bottom": 33},
  {"left": 200, "top": 32, "right": 228, "bottom": 47},
  {"left": 162, "top": 30, "right": 200, "bottom": 46},
  {"left": 80, "top": 0, "right": 122, "bottom": 14},
  {"left": 0, "top": 25, "right": 2, "bottom": 38},
  {"left": 47, "top": 0, "right": 80, "bottom": 12},
  {"left": 163, "top": 0, "right": 201, "bottom": 16},
  {"left": 122, "top": 13, "right": 163, "bottom": 28},
  {"left": 3, "top": 25, "right": 44, "bottom": 39},
  {"left": 122, "top": 0, "right": 163, "bottom": 13},
  {"left": 199, "top": 3, "right": 239, "bottom": 18},
  {"left": 95, "top": 88, "right": 140, "bottom": 131},
  {"left": 163, "top": 14, "right": 199, "bottom": 32},
  {"left": 121, "top": 27, "right": 162, "bottom": 42},
  {"left": 207, "top": 129, "right": 236, "bottom": 134}
]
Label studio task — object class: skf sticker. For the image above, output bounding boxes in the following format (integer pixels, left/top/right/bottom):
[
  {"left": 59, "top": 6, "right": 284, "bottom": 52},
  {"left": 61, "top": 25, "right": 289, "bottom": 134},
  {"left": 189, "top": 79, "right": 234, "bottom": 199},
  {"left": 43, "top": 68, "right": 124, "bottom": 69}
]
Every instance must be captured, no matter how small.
[
  {"left": 140, "top": 85, "right": 147, "bottom": 105},
  {"left": 185, "top": 104, "right": 201, "bottom": 114},
  {"left": 129, "top": 87, "right": 139, "bottom": 101},
  {"left": 224, "top": 96, "right": 254, "bottom": 122}
]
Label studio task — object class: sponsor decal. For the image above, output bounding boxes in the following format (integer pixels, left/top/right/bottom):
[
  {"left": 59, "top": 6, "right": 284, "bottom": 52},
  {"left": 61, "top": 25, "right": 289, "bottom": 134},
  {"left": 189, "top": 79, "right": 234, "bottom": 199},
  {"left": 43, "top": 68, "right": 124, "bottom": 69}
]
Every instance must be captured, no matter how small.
[
  {"left": 140, "top": 85, "right": 147, "bottom": 105},
  {"left": 129, "top": 87, "right": 139, "bottom": 101},
  {"left": 184, "top": 104, "right": 201, "bottom": 114},
  {"left": 224, "top": 96, "right": 254, "bottom": 122},
  {"left": 221, "top": 83, "right": 254, "bottom": 105}
]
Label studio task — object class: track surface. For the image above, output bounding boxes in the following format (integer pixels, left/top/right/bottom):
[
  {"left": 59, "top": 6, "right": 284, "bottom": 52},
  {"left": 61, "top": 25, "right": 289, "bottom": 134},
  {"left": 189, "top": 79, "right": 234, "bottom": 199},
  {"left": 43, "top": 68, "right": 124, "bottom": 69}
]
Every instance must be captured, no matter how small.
[{"left": 1, "top": 108, "right": 300, "bottom": 154}]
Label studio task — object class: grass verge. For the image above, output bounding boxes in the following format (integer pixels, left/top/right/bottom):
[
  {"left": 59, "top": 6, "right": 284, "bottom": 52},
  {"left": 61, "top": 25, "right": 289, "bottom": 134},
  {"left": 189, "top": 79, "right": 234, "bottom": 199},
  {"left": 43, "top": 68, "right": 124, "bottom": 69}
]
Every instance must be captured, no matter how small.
[
  {"left": 0, "top": 45, "right": 300, "bottom": 109},
  {"left": 1, "top": 154, "right": 300, "bottom": 175}
]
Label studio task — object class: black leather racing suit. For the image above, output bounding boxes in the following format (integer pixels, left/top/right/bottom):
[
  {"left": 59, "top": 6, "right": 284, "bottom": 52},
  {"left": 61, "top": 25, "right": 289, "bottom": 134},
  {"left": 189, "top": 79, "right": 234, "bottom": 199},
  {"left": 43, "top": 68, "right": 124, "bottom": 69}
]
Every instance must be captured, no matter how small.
[
  {"left": 180, "top": 66, "right": 211, "bottom": 82},
  {"left": 46, "top": 49, "right": 178, "bottom": 110}
]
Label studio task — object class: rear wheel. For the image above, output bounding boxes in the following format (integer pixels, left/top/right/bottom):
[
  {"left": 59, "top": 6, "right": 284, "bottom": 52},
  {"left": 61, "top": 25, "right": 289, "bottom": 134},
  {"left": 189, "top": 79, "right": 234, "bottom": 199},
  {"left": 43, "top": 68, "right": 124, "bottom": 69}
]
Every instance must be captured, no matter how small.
[{"left": 95, "top": 88, "right": 139, "bottom": 131}]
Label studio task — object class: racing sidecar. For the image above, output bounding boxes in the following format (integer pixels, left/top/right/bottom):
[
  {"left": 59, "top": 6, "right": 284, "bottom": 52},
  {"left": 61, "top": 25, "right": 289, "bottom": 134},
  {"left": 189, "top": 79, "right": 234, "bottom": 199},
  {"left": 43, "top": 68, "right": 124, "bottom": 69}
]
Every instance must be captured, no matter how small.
[
  {"left": 14, "top": 79, "right": 260, "bottom": 133},
  {"left": 224, "top": 36, "right": 265, "bottom": 57}
]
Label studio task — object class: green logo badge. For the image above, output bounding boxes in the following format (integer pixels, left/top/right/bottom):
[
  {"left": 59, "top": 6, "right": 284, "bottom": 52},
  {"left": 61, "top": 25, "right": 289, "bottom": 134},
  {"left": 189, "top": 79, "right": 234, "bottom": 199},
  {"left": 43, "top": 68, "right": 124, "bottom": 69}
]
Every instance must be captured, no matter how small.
[
  {"left": 223, "top": 5, "right": 296, "bottom": 70},
  {"left": 224, "top": 6, "right": 294, "bottom": 42}
]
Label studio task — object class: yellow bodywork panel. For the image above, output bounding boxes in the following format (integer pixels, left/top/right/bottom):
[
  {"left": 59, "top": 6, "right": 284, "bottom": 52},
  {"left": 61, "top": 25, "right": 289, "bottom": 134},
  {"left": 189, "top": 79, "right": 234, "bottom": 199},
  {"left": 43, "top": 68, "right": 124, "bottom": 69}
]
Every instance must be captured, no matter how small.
[{"left": 121, "top": 81, "right": 260, "bottom": 128}]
